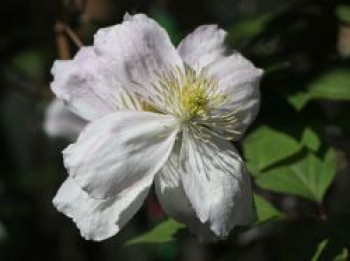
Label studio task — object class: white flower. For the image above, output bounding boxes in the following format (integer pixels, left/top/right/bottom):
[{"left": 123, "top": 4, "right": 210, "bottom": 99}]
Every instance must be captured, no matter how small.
[
  {"left": 44, "top": 99, "right": 87, "bottom": 141},
  {"left": 51, "top": 13, "right": 263, "bottom": 242}
]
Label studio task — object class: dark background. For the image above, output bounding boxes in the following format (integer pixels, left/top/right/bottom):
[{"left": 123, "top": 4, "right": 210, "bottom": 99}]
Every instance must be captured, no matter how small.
[{"left": 0, "top": 0, "right": 349, "bottom": 260}]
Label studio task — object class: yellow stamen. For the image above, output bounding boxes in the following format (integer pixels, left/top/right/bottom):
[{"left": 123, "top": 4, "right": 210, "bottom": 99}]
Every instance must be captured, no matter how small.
[{"left": 142, "top": 66, "right": 241, "bottom": 141}]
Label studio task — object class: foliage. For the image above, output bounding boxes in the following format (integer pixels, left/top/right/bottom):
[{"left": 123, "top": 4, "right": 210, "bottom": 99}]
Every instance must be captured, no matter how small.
[
  {"left": 127, "top": 219, "right": 185, "bottom": 245},
  {"left": 288, "top": 69, "right": 350, "bottom": 110},
  {"left": 254, "top": 194, "right": 284, "bottom": 223},
  {"left": 243, "top": 126, "right": 301, "bottom": 173},
  {"left": 256, "top": 149, "right": 336, "bottom": 202},
  {"left": 228, "top": 13, "right": 273, "bottom": 44},
  {"left": 336, "top": 5, "right": 350, "bottom": 24},
  {"left": 1, "top": 0, "right": 350, "bottom": 260}
]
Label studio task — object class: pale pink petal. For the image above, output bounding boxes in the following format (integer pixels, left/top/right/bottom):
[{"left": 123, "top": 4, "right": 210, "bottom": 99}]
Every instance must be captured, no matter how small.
[
  {"left": 64, "top": 111, "right": 179, "bottom": 199},
  {"left": 94, "top": 13, "right": 184, "bottom": 98},
  {"left": 51, "top": 47, "right": 139, "bottom": 121},
  {"left": 155, "top": 142, "right": 217, "bottom": 242},
  {"left": 53, "top": 177, "right": 152, "bottom": 241},
  {"left": 44, "top": 99, "right": 87, "bottom": 141},
  {"left": 179, "top": 128, "right": 256, "bottom": 237},
  {"left": 177, "top": 25, "right": 227, "bottom": 70},
  {"left": 207, "top": 53, "right": 263, "bottom": 139},
  {"left": 178, "top": 25, "right": 262, "bottom": 138}
]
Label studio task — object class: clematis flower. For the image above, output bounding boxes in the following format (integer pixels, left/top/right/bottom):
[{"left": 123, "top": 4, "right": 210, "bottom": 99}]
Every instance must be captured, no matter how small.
[
  {"left": 51, "top": 13, "right": 263, "bottom": 242},
  {"left": 44, "top": 99, "right": 87, "bottom": 141}
]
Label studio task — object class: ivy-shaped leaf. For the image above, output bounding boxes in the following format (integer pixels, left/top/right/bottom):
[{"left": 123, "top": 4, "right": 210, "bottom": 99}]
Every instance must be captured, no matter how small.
[
  {"left": 288, "top": 91, "right": 311, "bottom": 111},
  {"left": 254, "top": 194, "right": 283, "bottom": 223},
  {"left": 288, "top": 69, "right": 350, "bottom": 110},
  {"left": 301, "top": 128, "right": 321, "bottom": 152},
  {"left": 256, "top": 149, "right": 336, "bottom": 202},
  {"left": 309, "top": 69, "right": 350, "bottom": 100},
  {"left": 243, "top": 126, "right": 301, "bottom": 175},
  {"left": 127, "top": 219, "right": 185, "bottom": 245}
]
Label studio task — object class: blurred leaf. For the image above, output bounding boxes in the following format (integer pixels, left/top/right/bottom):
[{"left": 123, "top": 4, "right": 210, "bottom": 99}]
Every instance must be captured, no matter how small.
[
  {"left": 288, "top": 91, "right": 311, "bottom": 111},
  {"left": 320, "top": 149, "right": 338, "bottom": 198},
  {"left": 312, "top": 239, "right": 329, "bottom": 261},
  {"left": 336, "top": 5, "right": 350, "bottom": 24},
  {"left": 127, "top": 219, "right": 185, "bottom": 245},
  {"left": 312, "top": 239, "right": 349, "bottom": 261},
  {"left": 301, "top": 128, "right": 321, "bottom": 152},
  {"left": 246, "top": 162, "right": 262, "bottom": 177},
  {"left": 243, "top": 126, "right": 301, "bottom": 174},
  {"left": 309, "top": 69, "right": 350, "bottom": 100},
  {"left": 228, "top": 14, "right": 272, "bottom": 43},
  {"left": 151, "top": 9, "right": 181, "bottom": 45},
  {"left": 264, "top": 61, "right": 291, "bottom": 75},
  {"left": 254, "top": 194, "right": 283, "bottom": 223},
  {"left": 288, "top": 69, "right": 350, "bottom": 110},
  {"left": 10, "top": 50, "right": 46, "bottom": 79},
  {"left": 334, "top": 248, "right": 349, "bottom": 261},
  {"left": 256, "top": 149, "right": 337, "bottom": 202}
]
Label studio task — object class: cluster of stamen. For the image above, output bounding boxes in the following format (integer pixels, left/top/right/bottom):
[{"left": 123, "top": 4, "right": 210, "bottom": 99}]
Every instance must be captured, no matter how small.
[{"left": 143, "top": 66, "right": 241, "bottom": 141}]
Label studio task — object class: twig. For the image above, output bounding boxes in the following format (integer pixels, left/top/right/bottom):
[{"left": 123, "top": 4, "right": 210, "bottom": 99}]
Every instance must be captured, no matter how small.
[
  {"left": 63, "top": 23, "right": 84, "bottom": 48},
  {"left": 55, "top": 21, "right": 84, "bottom": 49},
  {"left": 55, "top": 21, "right": 71, "bottom": 59}
]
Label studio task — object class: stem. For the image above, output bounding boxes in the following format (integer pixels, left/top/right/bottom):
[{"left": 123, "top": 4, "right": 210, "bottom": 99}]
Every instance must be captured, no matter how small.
[
  {"left": 55, "top": 21, "right": 84, "bottom": 49},
  {"left": 55, "top": 21, "right": 70, "bottom": 59},
  {"left": 63, "top": 24, "right": 84, "bottom": 48}
]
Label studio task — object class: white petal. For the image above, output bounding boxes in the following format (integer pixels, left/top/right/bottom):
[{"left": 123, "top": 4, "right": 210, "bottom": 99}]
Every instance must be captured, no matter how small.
[
  {"left": 208, "top": 53, "right": 263, "bottom": 138},
  {"left": 53, "top": 177, "right": 152, "bottom": 241},
  {"left": 177, "top": 25, "right": 227, "bottom": 70},
  {"left": 44, "top": 99, "right": 87, "bottom": 141},
  {"left": 177, "top": 25, "right": 262, "bottom": 138},
  {"left": 155, "top": 142, "right": 217, "bottom": 242},
  {"left": 179, "top": 129, "right": 256, "bottom": 237},
  {"left": 64, "top": 111, "right": 179, "bottom": 199},
  {"left": 94, "top": 13, "right": 183, "bottom": 97},
  {"left": 51, "top": 47, "right": 141, "bottom": 121}
]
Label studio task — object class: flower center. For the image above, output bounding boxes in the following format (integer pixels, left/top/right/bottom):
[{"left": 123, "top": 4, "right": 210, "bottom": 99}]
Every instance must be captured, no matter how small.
[
  {"left": 147, "top": 66, "right": 225, "bottom": 123},
  {"left": 177, "top": 69, "right": 211, "bottom": 122},
  {"left": 138, "top": 66, "right": 240, "bottom": 141}
]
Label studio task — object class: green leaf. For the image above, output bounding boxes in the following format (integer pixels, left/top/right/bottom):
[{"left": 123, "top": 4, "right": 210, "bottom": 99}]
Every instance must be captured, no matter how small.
[
  {"left": 246, "top": 162, "right": 262, "bottom": 177},
  {"left": 288, "top": 69, "right": 350, "bottom": 110},
  {"left": 256, "top": 149, "right": 337, "bottom": 202},
  {"left": 336, "top": 5, "right": 350, "bottom": 24},
  {"left": 264, "top": 61, "right": 291, "bottom": 75},
  {"left": 312, "top": 239, "right": 329, "bottom": 261},
  {"left": 228, "top": 13, "right": 272, "bottom": 43},
  {"left": 151, "top": 9, "right": 181, "bottom": 45},
  {"left": 243, "top": 126, "right": 301, "bottom": 174},
  {"left": 319, "top": 149, "right": 337, "bottom": 199},
  {"left": 288, "top": 91, "right": 311, "bottom": 111},
  {"left": 10, "top": 50, "right": 46, "bottom": 79},
  {"left": 312, "top": 239, "right": 349, "bottom": 261},
  {"left": 309, "top": 69, "right": 350, "bottom": 100},
  {"left": 301, "top": 128, "right": 321, "bottom": 152},
  {"left": 127, "top": 219, "right": 185, "bottom": 245},
  {"left": 334, "top": 248, "right": 349, "bottom": 261},
  {"left": 254, "top": 194, "right": 283, "bottom": 223}
]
